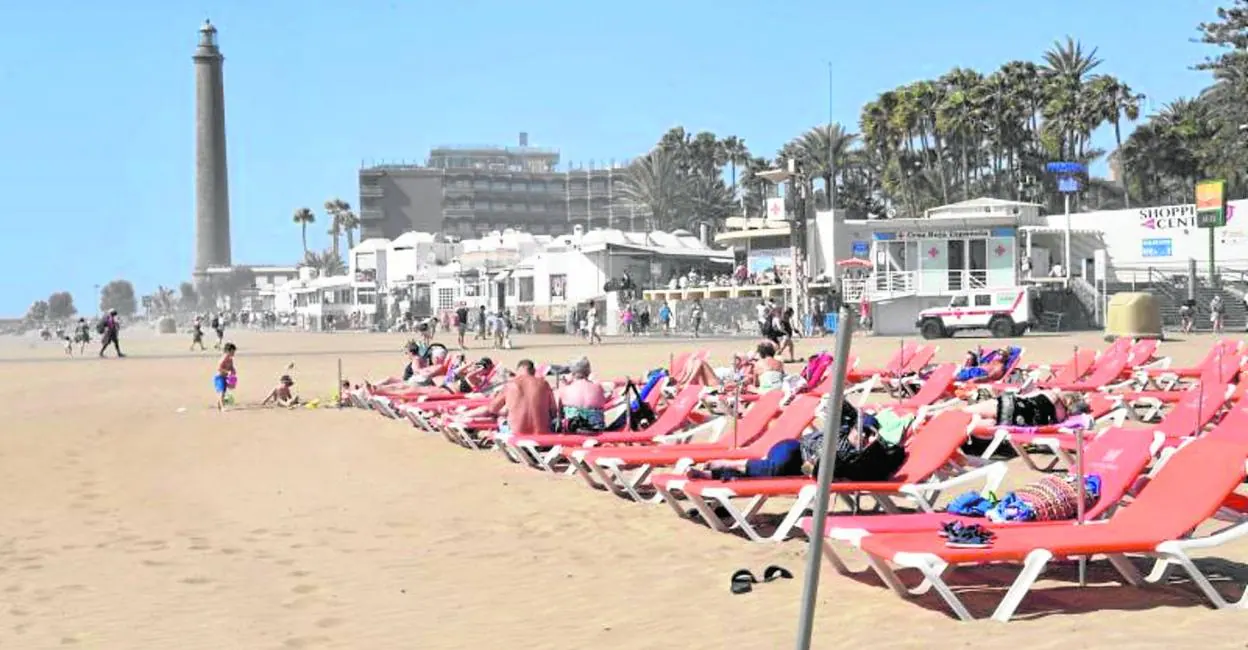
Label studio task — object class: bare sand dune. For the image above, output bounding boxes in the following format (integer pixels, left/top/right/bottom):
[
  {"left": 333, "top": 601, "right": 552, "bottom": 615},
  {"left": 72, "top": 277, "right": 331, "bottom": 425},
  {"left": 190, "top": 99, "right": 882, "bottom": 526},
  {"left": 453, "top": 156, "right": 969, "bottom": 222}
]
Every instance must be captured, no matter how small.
[{"left": 0, "top": 330, "right": 1245, "bottom": 648}]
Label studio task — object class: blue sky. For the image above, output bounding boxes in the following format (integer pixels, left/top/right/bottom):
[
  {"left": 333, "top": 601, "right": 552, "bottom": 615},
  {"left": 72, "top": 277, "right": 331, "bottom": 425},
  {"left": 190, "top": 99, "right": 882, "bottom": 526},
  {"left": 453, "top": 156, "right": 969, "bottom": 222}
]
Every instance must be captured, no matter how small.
[{"left": 0, "top": 0, "right": 1227, "bottom": 316}]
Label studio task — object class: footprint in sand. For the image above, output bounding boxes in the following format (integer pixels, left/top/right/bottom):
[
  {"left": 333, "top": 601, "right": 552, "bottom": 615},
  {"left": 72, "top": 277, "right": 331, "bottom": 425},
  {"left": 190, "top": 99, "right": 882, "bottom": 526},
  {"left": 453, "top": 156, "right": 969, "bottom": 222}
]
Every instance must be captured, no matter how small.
[
  {"left": 289, "top": 570, "right": 311, "bottom": 578},
  {"left": 291, "top": 584, "right": 318, "bottom": 594},
  {"left": 249, "top": 528, "right": 270, "bottom": 535},
  {"left": 220, "top": 548, "right": 243, "bottom": 555},
  {"left": 275, "top": 559, "right": 296, "bottom": 566},
  {"left": 283, "top": 635, "right": 330, "bottom": 648},
  {"left": 315, "top": 617, "right": 343, "bottom": 629},
  {"left": 180, "top": 576, "right": 212, "bottom": 585}
]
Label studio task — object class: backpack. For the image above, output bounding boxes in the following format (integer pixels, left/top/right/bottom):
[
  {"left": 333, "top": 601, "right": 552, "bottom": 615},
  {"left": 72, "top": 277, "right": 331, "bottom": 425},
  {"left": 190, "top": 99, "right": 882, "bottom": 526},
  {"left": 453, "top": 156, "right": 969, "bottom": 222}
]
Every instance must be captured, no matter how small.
[{"left": 95, "top": 318, "right": 107, "bottom": 335}]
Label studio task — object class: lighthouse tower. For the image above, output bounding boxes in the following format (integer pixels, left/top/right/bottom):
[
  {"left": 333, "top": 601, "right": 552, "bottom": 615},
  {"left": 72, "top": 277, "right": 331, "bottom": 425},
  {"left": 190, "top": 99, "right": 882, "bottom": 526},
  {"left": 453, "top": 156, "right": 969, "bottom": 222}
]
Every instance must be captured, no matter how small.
[{"left": 192, "top": 20, "right": 232, "bottom": 285}]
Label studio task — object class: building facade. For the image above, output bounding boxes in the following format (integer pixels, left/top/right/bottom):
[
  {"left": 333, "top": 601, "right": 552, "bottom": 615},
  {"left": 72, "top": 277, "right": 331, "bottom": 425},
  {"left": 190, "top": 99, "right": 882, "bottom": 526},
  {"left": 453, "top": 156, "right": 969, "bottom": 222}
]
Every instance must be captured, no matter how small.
[{"left": 358, "top": 135, "right": 650, "bottom": 240}]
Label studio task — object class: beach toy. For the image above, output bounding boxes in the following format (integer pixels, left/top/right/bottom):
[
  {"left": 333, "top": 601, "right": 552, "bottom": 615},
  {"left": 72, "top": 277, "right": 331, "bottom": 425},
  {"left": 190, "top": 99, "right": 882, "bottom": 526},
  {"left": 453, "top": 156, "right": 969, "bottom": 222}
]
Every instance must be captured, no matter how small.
[{"left": 226, "top": 373, "right": 238, "bottom": 389}]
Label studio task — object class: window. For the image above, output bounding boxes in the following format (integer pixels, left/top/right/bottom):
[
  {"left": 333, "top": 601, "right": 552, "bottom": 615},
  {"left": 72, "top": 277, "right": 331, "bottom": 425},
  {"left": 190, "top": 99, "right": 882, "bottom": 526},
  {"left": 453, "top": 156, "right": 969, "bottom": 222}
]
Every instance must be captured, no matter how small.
[
  {"left": 472, "top": 179, "right": 490, "bottom": 190},
  {"left": 507, "top": 278, "right": 516, "bottom": 297},
  {"left": 356, "top": 289, "right": 376, "bottom": 305},
  {"left": 519, "top": 277, "right": 534, "bottom": 302},
  {"left": 437, "top": 287, "right": 455, "bottom": 310},
  {"left": 973, "top": 294, "right": 991, "bottom": 307},
  {"left": 950, "top": 296, "right": 969, "bottom": 308},
  {"left": 550, "top": 274, "right": 567, "bottom": 301}
]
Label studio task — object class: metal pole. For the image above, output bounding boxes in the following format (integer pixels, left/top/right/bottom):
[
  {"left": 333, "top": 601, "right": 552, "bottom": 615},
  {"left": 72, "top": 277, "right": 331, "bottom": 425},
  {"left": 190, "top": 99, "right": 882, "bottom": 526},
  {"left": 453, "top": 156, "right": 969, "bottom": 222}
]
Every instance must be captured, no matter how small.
[
  {"left": 1209, "top": 226, "right": 1217, "bottom": 293},
  {"left": 794, "top": 305, "right": 856, "bottom": 650},
  {"left": 827, "top": 62, "right": 836, "bottom": 211},
  {"left": 1075, "top": 420, "right": 1087, "bottom": 587},
  {"left": 732, "top": 380, "right": 742, "bottom": 448},
  {"left": 1063, "top": 193, "right": 1072, "bottom": 282},
  {"left": 336, "top": 357, "right": 343, "bottom": 408}
]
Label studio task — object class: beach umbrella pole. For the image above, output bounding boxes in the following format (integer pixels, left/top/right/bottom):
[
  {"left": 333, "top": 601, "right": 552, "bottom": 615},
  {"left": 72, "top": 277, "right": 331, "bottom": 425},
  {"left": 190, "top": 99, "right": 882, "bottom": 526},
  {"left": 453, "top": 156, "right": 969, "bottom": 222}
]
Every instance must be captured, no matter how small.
[
  {"left": 794, "top": 305, "right": 856, "bottom": 650},
  {"left": 1075, "top": 418, "right": 1086, "bottom": 587},
  {"left": 336, "top": 358, "right": 343, "bottom": 408}
]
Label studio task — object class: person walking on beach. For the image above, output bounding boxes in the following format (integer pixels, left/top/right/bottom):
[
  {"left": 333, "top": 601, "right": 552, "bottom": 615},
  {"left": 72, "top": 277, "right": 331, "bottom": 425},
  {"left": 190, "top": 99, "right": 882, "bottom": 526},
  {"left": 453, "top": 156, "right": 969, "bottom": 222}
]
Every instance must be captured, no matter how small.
[
  {"left": 475, "top": 305, "right": 488, "bottom": 341},
  {"left": 73, "top": 317, "right": 91, "bottom": 355},
  {"left": 586, "top": 305, "right": 602, "bottom": 345},
  {"left": 210, "top": 313, "right": 225, "bottom": 349},
  {"left": 454, "top": 304, "right": 469, "bottom": 349},
  {"left": 190, "top": 316, "right": 207, "bottom": 351},
  {"left": 1211, "top": 294, "right": 1225, "bottom": 334},
  {"left": 658, "top": 301, "right": 672, "bottom": 336},
  {"left": 98, "top": 309, "right": 124, "bottom": 358},
  {"left": 690, "top": 299, "right": 704, "bottom": 338}
]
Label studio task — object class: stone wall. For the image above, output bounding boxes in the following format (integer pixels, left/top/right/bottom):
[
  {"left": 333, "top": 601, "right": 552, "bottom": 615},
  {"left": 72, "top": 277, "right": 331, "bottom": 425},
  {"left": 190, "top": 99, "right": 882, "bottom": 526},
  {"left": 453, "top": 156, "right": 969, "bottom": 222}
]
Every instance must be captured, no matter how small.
[{"left": 633, "top": 297, "right": 794, "bottom": 336}]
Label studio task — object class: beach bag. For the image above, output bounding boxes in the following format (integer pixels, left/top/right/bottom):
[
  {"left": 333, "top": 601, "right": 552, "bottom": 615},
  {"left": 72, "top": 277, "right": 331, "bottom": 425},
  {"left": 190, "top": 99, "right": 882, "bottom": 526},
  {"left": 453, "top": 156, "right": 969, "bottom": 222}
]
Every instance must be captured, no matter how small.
[
  {"left": 95, "top": 318, "right": 107, "bottom": 335},
  {"left": 835, "top": 437, "right": 906, "bottom": 482},
  {"left": 623, "top": 380, "right": 657, "bottom": 431}
]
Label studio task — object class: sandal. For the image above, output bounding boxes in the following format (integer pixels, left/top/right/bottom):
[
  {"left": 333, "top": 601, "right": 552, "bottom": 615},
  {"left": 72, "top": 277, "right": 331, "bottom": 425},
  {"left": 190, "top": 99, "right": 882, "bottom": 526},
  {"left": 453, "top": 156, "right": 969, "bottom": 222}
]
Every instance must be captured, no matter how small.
[
  {"left": 944, "top": 523, "right": 995, "bottom": 549},
  {"left": 730, "top": 569, "right": 758, "bottom": 595},
  {"left": 762, "top": 565, "right": 793, "bottom": 582}
]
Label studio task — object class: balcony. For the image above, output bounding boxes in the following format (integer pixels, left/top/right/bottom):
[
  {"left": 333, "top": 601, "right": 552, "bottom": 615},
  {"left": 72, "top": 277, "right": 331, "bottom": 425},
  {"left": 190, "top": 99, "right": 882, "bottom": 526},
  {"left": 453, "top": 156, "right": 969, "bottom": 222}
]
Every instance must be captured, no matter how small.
[
  {"left": 359, "top": 185, "right": 384, "bottom": 198},
  {"left": 360, "top": 208, "right": 384, "bottom": 221}
]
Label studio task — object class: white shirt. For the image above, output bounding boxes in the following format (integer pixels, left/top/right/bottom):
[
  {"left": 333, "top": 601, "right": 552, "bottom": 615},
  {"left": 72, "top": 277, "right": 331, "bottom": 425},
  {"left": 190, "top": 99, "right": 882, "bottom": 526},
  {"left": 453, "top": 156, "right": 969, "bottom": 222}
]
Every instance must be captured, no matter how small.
[{"left": 755, "top": 304, "right": 768, "bottom": 322}]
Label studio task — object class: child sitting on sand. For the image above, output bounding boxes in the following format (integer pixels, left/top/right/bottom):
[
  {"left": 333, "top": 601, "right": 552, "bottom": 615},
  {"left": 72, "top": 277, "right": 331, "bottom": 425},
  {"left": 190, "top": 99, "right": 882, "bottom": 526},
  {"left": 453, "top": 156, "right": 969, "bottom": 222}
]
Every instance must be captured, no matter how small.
[
  {"left": 262, "top": 374, "right": 300, "bottom": 408},
  {"left": 215, "top": 342, "right": 238, "bottom": 411}
]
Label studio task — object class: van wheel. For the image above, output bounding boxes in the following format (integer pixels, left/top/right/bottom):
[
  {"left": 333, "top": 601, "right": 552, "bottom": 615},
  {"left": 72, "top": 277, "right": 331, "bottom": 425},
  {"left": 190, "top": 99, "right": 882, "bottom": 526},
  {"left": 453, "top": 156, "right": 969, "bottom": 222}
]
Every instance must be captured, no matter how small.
[
  {"left": 989, "top": 317, "right": 1015, "bottom": 338},
  {"left": 1012, "top": 323, "right": 1028, "bottom": 337},
  {"left": 920, "top": 319, "right": 946, "bottom": 340}
]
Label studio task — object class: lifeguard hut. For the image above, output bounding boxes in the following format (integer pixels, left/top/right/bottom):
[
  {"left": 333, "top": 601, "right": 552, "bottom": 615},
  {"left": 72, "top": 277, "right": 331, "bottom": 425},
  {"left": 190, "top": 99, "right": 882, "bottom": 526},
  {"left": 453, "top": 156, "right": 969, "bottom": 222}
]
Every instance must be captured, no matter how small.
[{"left": 838, "top": 198, "right": 1045, "bottom": 335}]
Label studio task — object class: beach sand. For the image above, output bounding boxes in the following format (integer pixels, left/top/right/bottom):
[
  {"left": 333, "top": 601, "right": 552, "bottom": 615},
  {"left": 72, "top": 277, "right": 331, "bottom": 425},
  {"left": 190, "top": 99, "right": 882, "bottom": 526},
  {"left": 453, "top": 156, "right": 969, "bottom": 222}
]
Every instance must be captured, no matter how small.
[{"left": 0, "top": 329, "right": 1245, "bottom": 649}]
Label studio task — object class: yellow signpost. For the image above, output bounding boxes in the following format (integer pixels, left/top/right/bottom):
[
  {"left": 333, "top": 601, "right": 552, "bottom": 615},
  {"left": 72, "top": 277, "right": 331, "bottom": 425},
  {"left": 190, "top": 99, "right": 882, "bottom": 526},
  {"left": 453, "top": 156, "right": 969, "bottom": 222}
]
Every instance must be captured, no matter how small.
[{"left": 1196, "top": 179, "right": 1226, "bottom": 287}]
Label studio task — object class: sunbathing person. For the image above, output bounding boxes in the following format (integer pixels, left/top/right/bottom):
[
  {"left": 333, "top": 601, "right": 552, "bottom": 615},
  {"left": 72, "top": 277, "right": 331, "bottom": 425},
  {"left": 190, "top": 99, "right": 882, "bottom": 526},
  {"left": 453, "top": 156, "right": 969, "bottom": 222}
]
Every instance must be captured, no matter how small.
[
  {"left": 443, "top": 356, "right": 497, "bottom": 394},
  {"left": 557, "top": 357, "right": 608, "bottom": 432},
  {"left": 963, "top": 389, "right": 1091, "bottom": 429},
  {"left": 458, "top": 359, "right": 558, "bottom": 434},
  {"left": 688, "top": 399, "right": 894, "bottom": 481},
  {"left": 262, "top": 374, "right": 300, "bottom": 408},
  {"left": 373, "top": 344, "right": 451, "bottom": 391},
  {"left": 955, "top": 347, "right": 1015, "bottom": 383},
  {"left": 682, "top": 343, "right": 785, "bottom": 393}
]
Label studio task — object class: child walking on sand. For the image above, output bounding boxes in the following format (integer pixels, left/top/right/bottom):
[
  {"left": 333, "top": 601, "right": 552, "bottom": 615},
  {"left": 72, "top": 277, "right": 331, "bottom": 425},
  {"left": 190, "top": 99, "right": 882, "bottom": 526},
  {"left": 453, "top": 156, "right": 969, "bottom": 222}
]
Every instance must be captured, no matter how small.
[{"left": 215, "top": 342, "right": 238, "bottom": 411}]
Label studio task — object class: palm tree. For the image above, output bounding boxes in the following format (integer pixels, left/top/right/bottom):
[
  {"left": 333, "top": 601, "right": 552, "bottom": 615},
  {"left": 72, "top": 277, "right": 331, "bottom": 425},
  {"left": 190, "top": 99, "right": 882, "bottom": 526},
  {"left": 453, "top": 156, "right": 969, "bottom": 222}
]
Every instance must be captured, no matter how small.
[
  {"left": 620, "top": 149, "right": 689, "bottom": 230},
  {"left": 292, "top": 207, "right": 315, "bottom": 255},
  {"left": 789, "top": 124, "right": 858, "bottom": 209},
  {"left": 1090, "top": 76, "right": 1144, "bottom": 206},
  {"left": 719, "top": 136, "right": 750, "bottom": 200},
  {"left": 324, "top": 198, "right": 351, "bottom": 259},
  {"left": 302, "top": 249, "right": 347, "bottom": 277},
  {"left": 338, "top": 209, "right": 360, "bottom": 250}
]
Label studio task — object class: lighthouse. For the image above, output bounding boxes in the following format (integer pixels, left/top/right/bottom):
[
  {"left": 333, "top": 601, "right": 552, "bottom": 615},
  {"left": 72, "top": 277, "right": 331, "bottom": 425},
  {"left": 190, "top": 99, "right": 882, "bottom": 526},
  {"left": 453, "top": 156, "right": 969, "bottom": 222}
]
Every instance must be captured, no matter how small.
[{"left": 192, "top": 19, "right": 232, "bottom": 285}]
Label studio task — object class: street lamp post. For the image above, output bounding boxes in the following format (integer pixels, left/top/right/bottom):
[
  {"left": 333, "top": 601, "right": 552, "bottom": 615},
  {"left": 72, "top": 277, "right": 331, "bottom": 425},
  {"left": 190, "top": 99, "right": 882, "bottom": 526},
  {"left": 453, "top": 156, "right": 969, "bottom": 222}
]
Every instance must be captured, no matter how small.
[{"left": 1046, "top": 162, "right": 1086, "bottom": 282}]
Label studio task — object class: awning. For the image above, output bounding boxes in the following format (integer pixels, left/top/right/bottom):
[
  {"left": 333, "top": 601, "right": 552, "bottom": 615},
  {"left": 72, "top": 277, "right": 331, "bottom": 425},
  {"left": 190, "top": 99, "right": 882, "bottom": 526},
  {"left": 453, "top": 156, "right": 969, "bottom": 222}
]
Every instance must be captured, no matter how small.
[{"left": 714, "top": 226, "right": 791, "bottom": 243}]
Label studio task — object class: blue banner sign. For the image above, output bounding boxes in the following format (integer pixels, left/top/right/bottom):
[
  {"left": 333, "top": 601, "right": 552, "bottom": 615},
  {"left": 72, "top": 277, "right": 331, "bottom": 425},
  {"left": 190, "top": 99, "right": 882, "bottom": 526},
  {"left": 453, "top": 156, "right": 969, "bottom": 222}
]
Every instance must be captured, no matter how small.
[{"left": 1141, "top": 238, "right": 1173, "bottom": 258}]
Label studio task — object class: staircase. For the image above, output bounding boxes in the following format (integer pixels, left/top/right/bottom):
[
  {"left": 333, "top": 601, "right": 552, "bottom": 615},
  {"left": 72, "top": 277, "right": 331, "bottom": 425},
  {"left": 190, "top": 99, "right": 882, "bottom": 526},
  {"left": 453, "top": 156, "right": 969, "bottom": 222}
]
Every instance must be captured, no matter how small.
[
  {"left": 1033, "top": 285, "right": 1095, "bottom": 331},
  {"left": 1104, "top": 280, "right": 1247, "bottom": 332}
]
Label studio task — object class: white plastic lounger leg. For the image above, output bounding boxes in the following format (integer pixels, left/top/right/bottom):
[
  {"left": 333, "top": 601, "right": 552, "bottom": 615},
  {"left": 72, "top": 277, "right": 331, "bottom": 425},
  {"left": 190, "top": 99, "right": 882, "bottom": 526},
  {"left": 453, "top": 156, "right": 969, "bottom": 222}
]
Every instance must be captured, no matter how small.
[
  {"left": 989, "top": 548, "right": 1054, "bottom": 623},
  {"left": 684, "top": 492, "right": 735, "bottom": 534},
  {"left": 767, "top": 487, "right": 817, "bottom": 542},
  {"left": 654, "top": 480, "right": 693, "bottom": 518},
  {"left": 1152, "top": 523, "right": 1248, "bottom": 609},
  {"left": 567, "top": 452, "right": 605, "bottom": 489},
  {"left": 1104, "top": 553, "right": 1144, "bottom": 587}
]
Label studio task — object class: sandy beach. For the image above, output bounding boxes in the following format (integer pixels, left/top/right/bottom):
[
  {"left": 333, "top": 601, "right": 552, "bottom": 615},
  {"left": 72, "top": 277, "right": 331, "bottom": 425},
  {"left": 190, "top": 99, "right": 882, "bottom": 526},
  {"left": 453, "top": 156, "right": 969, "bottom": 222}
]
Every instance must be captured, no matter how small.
[{"left": 0, "top": 328, "right": 1245, "bottom": 649}]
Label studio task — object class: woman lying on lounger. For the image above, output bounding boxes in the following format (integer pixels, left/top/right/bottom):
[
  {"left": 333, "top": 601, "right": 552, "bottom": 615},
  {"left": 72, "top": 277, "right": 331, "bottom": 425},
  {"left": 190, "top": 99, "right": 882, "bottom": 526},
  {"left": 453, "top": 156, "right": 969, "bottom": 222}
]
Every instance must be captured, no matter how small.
[
  {"left": 687, "top": 399, "right": 895, "bottom": 481},
  {"left": 372, "top": 343, "right": 451, "bottom": 390},
  {"left": 964, "top": 389, "right": 1091, "bottom": 428}
]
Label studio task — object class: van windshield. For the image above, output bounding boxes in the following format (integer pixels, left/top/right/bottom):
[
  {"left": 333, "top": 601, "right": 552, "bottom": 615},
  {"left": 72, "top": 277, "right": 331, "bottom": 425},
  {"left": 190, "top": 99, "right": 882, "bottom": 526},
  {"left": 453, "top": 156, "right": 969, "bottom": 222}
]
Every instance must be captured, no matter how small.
[{"left": 950, "top": 296, "right": 969, "bottom": 308}]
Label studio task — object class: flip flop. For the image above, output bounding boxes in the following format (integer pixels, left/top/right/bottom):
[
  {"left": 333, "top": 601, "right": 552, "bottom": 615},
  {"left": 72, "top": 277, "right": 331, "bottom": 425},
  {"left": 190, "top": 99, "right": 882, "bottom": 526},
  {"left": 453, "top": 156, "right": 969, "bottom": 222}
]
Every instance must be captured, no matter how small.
[
  {"left": 762, "top": 565, "right": 793, "bottom": 582},
  {"left": 944, "top": 523, "right": 995, "bottom": 549},
  {"left": 730, "top": 569, "right": 758, "bottom": 595}
]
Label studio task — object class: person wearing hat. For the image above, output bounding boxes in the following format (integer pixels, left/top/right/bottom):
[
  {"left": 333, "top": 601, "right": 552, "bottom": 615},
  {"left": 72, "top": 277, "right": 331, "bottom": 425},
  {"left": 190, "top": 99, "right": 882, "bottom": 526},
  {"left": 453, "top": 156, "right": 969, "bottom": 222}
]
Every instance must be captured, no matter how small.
[
  {"left": 99, "top": 308, "right": 124, "bottom": 358},
  {"left": 262, "top": 373, "right": 300, "bottom": 408}
]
